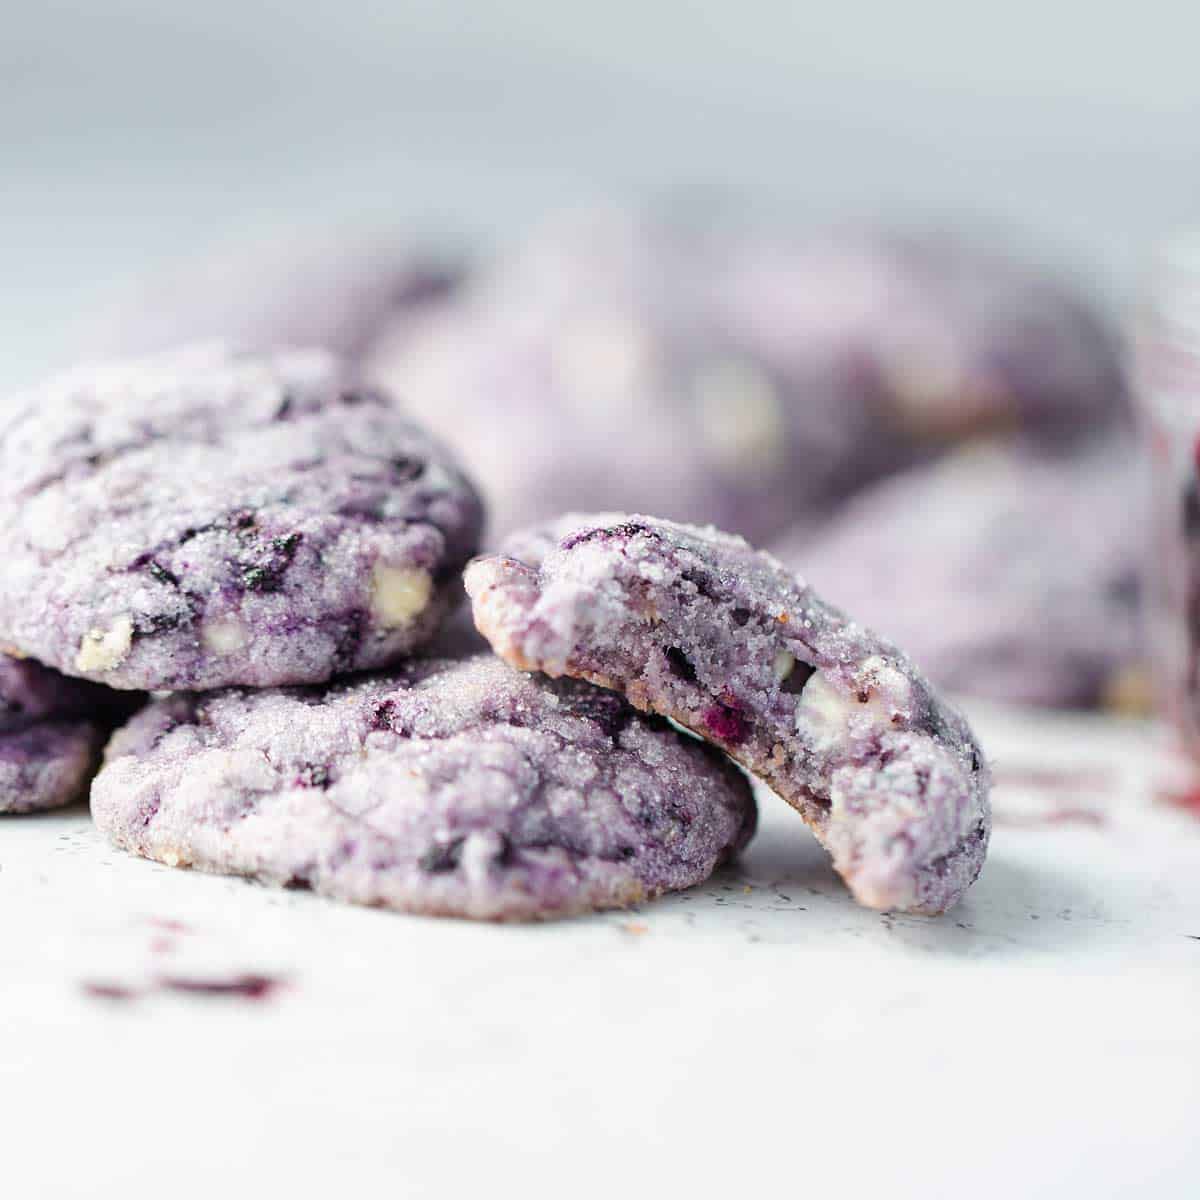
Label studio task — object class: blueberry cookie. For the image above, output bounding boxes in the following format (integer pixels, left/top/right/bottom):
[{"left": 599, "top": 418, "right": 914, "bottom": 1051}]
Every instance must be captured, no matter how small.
[
  {"left": 78, "top": 233, "right": 461, "bottom": 361},
  {"left": 0, "top": 345, "right": 484, "bottom": 691},
  {"left": 466, "top": 515, "right": 991, "bottom": 915},
  {"left": 775, "top": 439, "right": 1145, "bottom": 710},
  {"left": 91, "top": 655, "right": 756, "bottom": 919},
  {"left": 368, "top": 211, "right": 1126, "bottom": 543},
  {"left": 0, "top": 653, "right": 130, "bottom": 814},
  {"left": 709, "top": 228, "right": 1128, "bottom": 444},
  {"left": 365, "top": 210, "right": 868, "bottom": 542}
]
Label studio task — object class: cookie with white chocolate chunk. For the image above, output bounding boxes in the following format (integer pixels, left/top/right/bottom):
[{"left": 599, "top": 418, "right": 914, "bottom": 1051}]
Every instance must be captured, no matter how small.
[
  {"left": 0, "top": 345, "right": 483, "bottom": 691},
  {"left": 466, "top": 514, "right": 991, "bottom": 915},
  {"left": 92, "top": 655, "right": 756, "bottom": 918}
]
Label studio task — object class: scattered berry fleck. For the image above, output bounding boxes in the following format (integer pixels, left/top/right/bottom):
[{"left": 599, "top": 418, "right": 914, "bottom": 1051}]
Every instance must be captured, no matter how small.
[
  {"left": 157, "top": 973, "right": 286, "bottom": 1001},
  {"left": 81, "top": 981, "right": 136, "bottom": 1002}
]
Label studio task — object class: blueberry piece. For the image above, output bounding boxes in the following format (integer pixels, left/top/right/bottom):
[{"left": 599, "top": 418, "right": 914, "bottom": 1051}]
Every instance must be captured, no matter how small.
[
  {"left": 418, "top": 837, "right": 465, "bottom": 873},
  {"left": 390, "top": 455, "right": 426, "bottom": 482},
  {"left": 561, "top": 521, "right": 653, "bottom": 550},
  {"left": 664, "top": 646, "right": 698, "bottom": 682},
  {"left": 295, "top": 763, "right": 331, "bottom": 789},
  {"left": 560, "top": 689, "right": 631, "bottom": 740},
  {"left": 241, "top": 532, "right": 302, "bottom": 592},
  {"left": 147, "top": 560, "right": 180, "bottom": 588}
]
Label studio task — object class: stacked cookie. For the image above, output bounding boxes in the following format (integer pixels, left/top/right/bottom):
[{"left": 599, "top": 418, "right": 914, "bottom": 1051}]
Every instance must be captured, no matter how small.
[
  {"left": 0, "top": 343, "right": 990, "bottom": 917},
  {"left": 0, "top": 656, "right": 136, "bottom": 814}
]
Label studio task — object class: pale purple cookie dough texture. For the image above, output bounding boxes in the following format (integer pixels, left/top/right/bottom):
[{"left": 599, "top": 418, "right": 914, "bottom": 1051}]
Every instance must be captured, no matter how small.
[
  {"left": 467, "top": 514, "right": 991, "bottom": 915},
  {"left": 773, "top": 439, "right": 1145, "bottom": 710},
  {"left": 77, "top": 234, "right": 461, "bottom": 362},
  {"left": 367, "top": 210, "right": 809, "bottom": 542},
  {"left": 0, "top": 721, "right": 103, "bottom": 815},
  {"left": 0, "top": 654, "right": 121, "bottom": 813},
  {"left": 92, "top": 655, "right": 756, "bottom": 919},
  {"left": 0, "top": 345, "right": 484, "bottom": 691},
  {"left": 367, "top": 210, "right": 1126, "bottom": 543},
  {"left": 710, "top": 230, "right": 1129, "bottom": 447}
]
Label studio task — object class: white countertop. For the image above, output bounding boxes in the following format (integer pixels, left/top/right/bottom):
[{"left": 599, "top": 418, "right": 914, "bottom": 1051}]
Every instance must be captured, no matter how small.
[{"left": 3, "top": 699, "right": 1197, "bottom": 1199}]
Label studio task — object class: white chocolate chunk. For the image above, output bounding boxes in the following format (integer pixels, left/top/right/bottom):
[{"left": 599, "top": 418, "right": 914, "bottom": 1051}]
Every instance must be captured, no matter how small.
[
  {"left": 795, "top": 659, "right": 909, "bottom": 748},
  {"left": 694, "top": 357, "right": 787, "bottom": 476},
  {"left": 370, "top": 564, "right": 432, "bottom": 628},
  {"left": 75, "top": 615, "right": 134, "bottom": 673},
  {"left": 202, "top": 618, "right": 247, "bottom": 655}
]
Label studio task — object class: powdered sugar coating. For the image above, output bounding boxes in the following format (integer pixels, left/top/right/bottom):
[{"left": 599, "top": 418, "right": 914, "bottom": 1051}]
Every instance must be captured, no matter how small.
[
  {"left": 92, "top": 655, "right": 755, "bottom": 919},
  {"left": 0, "top": 345, "right": 484, "bottom": 691},
  {"left": 775, "top": 439, "right": 1144, "bottom": 709},
  {"left": 467, "top": 514, "right": 991, "bottom": 915}
]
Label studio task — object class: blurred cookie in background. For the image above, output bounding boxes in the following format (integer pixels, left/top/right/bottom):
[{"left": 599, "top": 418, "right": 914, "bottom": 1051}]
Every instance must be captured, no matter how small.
[
  {"left": 75, "top": 231, "right": 464, "bottom": 362},
  {"left": 366, "top": 209, "right": 834, "bottom": 543},
  {"left": 709, "top": 229, "right": 1129, "bottom": 448},
  {"left": 366, "top": 209, "right": 1129, "bottom": 543},
  {"left": 772, "top": 439, "right": 1147, "bottom": 711}
]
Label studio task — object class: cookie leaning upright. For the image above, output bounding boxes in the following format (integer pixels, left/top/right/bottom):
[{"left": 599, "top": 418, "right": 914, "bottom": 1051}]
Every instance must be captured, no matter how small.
[
  {"left": 0, "top": 345, "right": 484, "bottom": 691},
  {"left": 466, "top": 514, "right": 992, "bottom": 916}
]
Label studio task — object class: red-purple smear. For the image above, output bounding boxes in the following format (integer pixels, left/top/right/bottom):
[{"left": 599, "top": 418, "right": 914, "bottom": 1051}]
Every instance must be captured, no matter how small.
[
  {"left": 80, "top": 974, "right": 288, "bottom": 1004},
  {"left": 149, "top": 936, "right": 176, "bottom": 955},
  {"left": 702, "top": 703, "right": 749, "bottom": 745},
  {"left": 157, "top": 973, "right": 285, "bottom": 1001},
  {"left": 1161, "top": 786, "right": 1200, "bottom": 820},
  {"left": 993, "top": 806, "right": 1107, "bottom": 830},
  {"left": 81, "top": 981, "right": 136, "bottom": 1002},
  {"left": 992, "top": 765, "right": 1115, "bottom": 794},
  {"left": 147, "top": 917, "right": 192, "bottom": 934}
]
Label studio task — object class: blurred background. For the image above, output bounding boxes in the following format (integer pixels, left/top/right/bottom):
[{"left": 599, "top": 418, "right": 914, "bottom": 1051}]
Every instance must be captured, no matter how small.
[
  {"left": 3, "top": 1, "right": 1199, "bottom": 390},
  {"left": 5, "top": 1, "right": 1200, "bottom": 716}
]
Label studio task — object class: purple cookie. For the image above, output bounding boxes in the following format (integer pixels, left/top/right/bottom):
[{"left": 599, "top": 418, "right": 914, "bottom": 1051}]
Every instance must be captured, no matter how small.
[
  {"left": 366, "top": 210, "right": 870, "bottom": 542},
  {"left": 0, "top": 345, "right": 484, "bottom": 691},
  {"left": 466, "top": 514, "right": 991, "bottom": 915},
  {"left": 0, "top": 721, "right": 103, "bottom": 815},
  {"left": 91, "top": 655, "right": 756, "bottom": 920},
  {"left": 710, "top": 228, "right": 1128, "bottom": 444},
  {"left": 0, "top": 652, "right": 125, "bottom": 813},
  {"left": 772, "top": 439, "right": 1145, "bottom": 710},
  {"left": 368, "top": 211, "right": 1126, "bottom": 543},
  {"left": 77, "top": 233, "right": 461, "bottom": 362}
]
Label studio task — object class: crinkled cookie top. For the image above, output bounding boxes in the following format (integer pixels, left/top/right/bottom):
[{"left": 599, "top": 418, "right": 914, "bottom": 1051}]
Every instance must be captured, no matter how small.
[
  {"left": 467, "top": 513, "right": 990, "bottom": 915},
  {"left": 93, "top": 655, "right": 756, "bottom": 919},
  {"left": 0, "top": 345, "right": 484, "bottom": 691}
]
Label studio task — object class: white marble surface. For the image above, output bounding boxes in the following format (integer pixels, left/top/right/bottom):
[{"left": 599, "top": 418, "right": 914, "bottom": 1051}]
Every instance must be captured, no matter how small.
[{"left": 3, "top": 699, "right": 1198, "bottom": 1198}]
